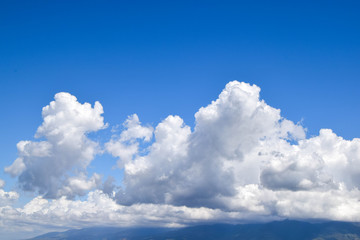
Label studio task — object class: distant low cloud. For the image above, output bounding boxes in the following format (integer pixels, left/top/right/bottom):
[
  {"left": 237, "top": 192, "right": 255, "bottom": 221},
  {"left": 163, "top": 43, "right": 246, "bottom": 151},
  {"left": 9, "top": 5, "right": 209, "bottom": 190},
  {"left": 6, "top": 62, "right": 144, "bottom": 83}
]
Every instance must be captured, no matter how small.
[
  {"left": 0, "top": 178, "right": 4, "bottom": 189},
  {"left": 5, "top": 92, "right": 106, "bottom": 198},
  {"left": 3, "top": 81, "right": 360, "bottom": 238},
  {"left": 0, "top": 190, "right": 253, "bottom": 239},
  {"left": 0, "top": 179, "right": 19, "bottom": 207}
]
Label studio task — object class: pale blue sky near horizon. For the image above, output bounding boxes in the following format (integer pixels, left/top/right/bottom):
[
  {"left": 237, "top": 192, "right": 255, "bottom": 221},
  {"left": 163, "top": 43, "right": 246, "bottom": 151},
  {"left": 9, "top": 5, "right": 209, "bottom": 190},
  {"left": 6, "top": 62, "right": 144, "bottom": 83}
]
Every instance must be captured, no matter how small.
[{"left": 1, "top": 0, "right": 360, "bottom": 199}]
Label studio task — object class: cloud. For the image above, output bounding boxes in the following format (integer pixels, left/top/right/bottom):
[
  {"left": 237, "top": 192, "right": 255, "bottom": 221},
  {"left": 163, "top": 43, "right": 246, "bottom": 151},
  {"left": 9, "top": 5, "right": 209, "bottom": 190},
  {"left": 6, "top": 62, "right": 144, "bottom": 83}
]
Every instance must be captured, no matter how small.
[
  {"left": 260, "top": 129, "right": 360, "bottom": 191},
  {"left": 0, "top": 191, "right": 18, "bottom": 207},
  {"left": 15, "top": 190, "right": 230, "bottom": 227},
  {"left": 0, "top": 189, "right": 276, "bottom": 239},
  {"left": 3, "top": 187, "right": 360, "bottom": 239},
  {"left": 117, "top": 115, "right": 192, "bottom": 205},
  {"left": 106, "top": 114, "right": 153, "bottom": 168},
  {"left": 0, "top": 178, "right": 4, "bottom": 189},
  {"left": 109, "top": 81, "right": 308, "bottom": 208},
  {"left": 4, "top": 81, "right": 360, "bottom": 238},
  {"left": 105, "top": 80, "right": 360, "bottom": 220},
  {"left": 58, "top": 173, "right": 102, "bottom": 198},
  {"left": 5, "top": 92, "right": 106, "bottom": 198},
  {"left": 0, "top": 179, "right": 18, "bottom": 207}
]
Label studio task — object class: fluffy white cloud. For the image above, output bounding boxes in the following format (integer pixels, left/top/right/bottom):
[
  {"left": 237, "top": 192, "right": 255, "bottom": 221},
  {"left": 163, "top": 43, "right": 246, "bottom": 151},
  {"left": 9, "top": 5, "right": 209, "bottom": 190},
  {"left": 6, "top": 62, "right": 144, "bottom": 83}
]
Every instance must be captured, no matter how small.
[
  {"left": 0, "top": 179, "right": 19, "bottom": 207},
  {"left": 5, "top": 92, "right": 106, "bottom": 198},
  {"left": 105, "top": 81, "right": 360, "bottom": 220},
  {"left": 4, "top": 81, "right": 360, "bottom": 239},
  {"left": 109, "top": 81, "right": 307, "bottom": 208},
  {"left": 117, "top": 115, "right": 191, "bottom": 205},
  {"left": 58, "top": 173, "right": 102, "bottom": 198},
  {"left": 260, "top": 129, "right": 360, "bottom": 192},
  {"left": 106, "top": 114, "right": 153, "bottom": 168},
  {"left": 0, "top": 190, "right": 18, "bottom": 207}
]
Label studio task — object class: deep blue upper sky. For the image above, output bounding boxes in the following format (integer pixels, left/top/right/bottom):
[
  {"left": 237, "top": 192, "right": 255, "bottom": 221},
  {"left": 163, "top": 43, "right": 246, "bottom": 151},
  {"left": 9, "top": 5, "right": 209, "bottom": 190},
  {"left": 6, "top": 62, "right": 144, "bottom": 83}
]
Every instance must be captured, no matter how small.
[{"left": 1, "top": 0, "right": 360, "bottom": 181}]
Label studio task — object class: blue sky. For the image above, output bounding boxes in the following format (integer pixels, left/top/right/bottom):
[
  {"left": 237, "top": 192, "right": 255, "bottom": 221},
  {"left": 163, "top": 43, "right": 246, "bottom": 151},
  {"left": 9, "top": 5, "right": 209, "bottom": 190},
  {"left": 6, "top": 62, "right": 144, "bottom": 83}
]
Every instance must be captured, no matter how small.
[
  {"left": 1, "top": 1, "right": 360, "bottom": 239},
  {"left": 2, "top": 0, "right": 360, "bottom": 137}
]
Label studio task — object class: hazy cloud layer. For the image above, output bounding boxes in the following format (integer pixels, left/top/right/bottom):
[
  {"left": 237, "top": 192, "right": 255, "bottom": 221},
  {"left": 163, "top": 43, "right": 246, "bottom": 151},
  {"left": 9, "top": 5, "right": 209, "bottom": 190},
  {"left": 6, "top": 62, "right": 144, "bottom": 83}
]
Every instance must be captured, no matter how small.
[
  {"left": 2, "top": 187, "right": 360, "bottom": 239},
  {"left": 0, "top": 178, "right": 4, "bottom": 189},
  {"left": 4, "top": 81, "right": 360, "bottom": 238},
  {"left": 0, "top": 179, "right": 19, "bottom": 209}
]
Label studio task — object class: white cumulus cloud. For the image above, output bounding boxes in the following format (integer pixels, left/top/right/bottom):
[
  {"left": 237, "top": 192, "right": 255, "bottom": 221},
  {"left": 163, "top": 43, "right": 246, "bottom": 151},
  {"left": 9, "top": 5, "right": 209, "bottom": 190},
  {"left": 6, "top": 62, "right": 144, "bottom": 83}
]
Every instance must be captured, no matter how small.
[
  {"left": 106, "top": 114, "right": 153, "bottom": 168},
  {"left": 109, "top": 81, "right": 307, "bottom": 208},
  {"left": 105, "top": 81, "right": 360, "bottom": 222},
  {"left": 4, "top": 81, "right": 360, "bottom": 238},
  {"left": 5, "top": 92, "right": 106, "bottom": 198}
]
